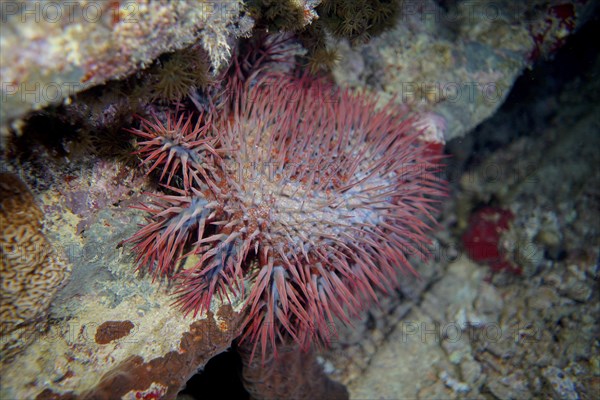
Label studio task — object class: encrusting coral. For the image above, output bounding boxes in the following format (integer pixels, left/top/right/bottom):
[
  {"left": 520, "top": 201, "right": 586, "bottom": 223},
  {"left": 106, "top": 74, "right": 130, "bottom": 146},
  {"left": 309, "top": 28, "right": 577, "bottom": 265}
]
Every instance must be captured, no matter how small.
[{"left": 0, "top": 173, "right": 71, "bottom": 362}]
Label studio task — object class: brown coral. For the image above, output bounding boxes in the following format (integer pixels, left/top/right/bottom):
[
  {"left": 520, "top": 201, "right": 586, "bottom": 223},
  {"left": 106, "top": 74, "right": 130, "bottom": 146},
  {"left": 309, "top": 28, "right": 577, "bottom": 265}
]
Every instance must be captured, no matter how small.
[{"left": 0, "top": 173, "right": 70, "bottom": 362}]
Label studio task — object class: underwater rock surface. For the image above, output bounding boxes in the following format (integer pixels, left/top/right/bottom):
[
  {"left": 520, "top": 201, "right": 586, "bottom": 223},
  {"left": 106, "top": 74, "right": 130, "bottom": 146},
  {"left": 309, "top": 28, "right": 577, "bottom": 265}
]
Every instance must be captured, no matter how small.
[
  {"left": 323, "top": 11, "right": 600, "bottom": 398},
  {"left": 1, "top": 1, "right": 598, "bottom": 399},
  {"left": 0, "top": 159, "right": 244, "bottom": 399},
  {"left": 0, "top": 0, "right": 249, "bottom": 129}
]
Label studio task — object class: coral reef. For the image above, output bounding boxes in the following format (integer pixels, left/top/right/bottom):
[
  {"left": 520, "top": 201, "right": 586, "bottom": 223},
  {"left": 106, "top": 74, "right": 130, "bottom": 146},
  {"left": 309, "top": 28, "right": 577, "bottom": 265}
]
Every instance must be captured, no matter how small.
[
  {"left": 320, "top": 17, "right": 600, "bottom": 398},
  {"left": 31, "top": 306, "right": 240, "bottom": 400},
  {"left": 0, "top": 0, "right": 250, "bottom": 129},
  {"left": 0, "top": 146, "right": 243, "bottom": 399},
  {"left": 80, "top": 306, "right": 240, "bottom": 400},
  {"left": 0, "top": 192, "right": 244, "bottom": 399},
  {"left": 0, "top": 0, "right": 596, "bottom": 398},
  {"left": 330, "top": 0, "right": 597, "bottom": 141},
  {"left": 0, "top": 172, "right": 71, "bottom": 362}
]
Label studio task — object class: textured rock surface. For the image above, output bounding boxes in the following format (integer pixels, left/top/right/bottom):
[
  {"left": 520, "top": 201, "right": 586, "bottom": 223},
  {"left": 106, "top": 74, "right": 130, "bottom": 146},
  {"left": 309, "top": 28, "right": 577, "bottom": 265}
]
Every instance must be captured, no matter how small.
[
  {"left": 3, "top": 0, "right": 594, "bottom": 141},
  {"left": 320, "top": 16, "right": 600, "bottom": 398},
  {"left": 332, "top": 0, "right": 597, "bottom": 141},
  {"left": 0, "top": 161, "right": 244, "bottom": 399},
  {"left": 0, "top": 0, "right": 249, "bottom": 129}
]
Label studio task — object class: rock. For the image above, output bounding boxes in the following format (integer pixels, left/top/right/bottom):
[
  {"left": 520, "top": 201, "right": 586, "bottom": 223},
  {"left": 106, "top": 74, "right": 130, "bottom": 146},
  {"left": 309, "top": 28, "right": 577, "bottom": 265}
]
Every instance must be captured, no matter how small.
[
  {"left": 542, "top": 366, "right": 580, "bottom": 400},
  {"left": 0, "top": 0, "right": 249, "bottom": 130},
  {"left": 0, "top": 163, "right": 243, "bottom": 400}
]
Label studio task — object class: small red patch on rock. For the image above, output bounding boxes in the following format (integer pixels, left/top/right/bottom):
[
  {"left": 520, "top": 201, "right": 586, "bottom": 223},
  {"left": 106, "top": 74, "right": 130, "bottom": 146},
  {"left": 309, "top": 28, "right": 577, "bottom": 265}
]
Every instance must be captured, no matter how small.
[
  {"left": 529, "top": 3, "right": 576, "bottom": 61},
  {"left": 462, "top": 206, "right": 521, "bottom": 275},
  {"left": 83, "top": 306, "right": 240, "bottom": 400},
  {"left": 95, "top": 320, "right": 135, "bottom": 344}
]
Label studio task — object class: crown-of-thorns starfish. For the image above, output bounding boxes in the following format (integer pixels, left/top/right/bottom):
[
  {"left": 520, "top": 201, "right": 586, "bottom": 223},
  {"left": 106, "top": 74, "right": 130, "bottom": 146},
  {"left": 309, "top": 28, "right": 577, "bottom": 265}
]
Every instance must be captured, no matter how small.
[{"left": 126, "top": 75, "right": 446, "bottom": 361}]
